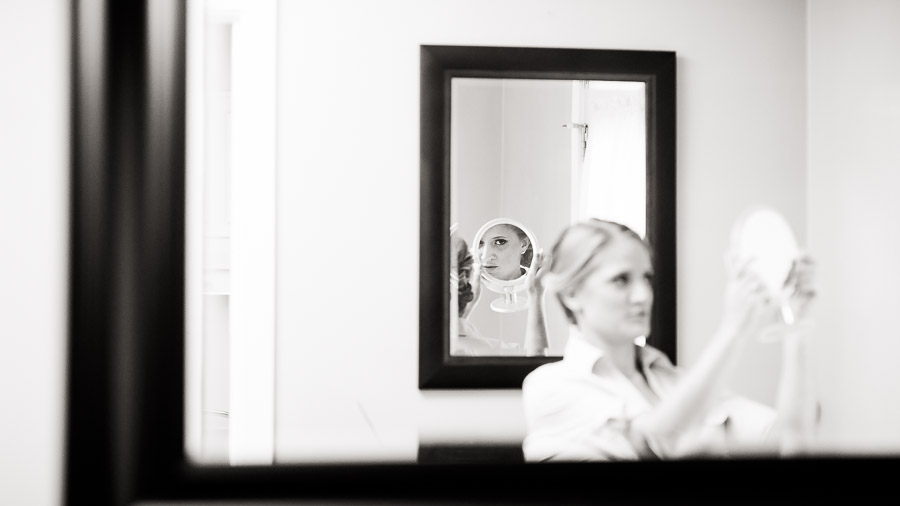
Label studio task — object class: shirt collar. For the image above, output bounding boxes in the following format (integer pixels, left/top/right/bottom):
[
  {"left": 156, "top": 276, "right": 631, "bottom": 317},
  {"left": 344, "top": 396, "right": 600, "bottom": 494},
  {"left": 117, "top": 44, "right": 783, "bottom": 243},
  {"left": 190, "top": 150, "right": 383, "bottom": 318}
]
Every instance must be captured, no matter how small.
[
  {"left": 562, "top": 328, "right": 668, "bottom": 373},
  {"left": 562, "top": 332, "right": 607, "bottom": 372}
]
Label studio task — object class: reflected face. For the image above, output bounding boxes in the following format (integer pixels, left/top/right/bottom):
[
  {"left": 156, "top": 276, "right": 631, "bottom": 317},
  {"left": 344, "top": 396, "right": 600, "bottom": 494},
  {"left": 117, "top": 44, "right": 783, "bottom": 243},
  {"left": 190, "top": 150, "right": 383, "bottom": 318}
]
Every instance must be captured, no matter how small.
[
  {"left": 566, "top": 236, "right": 653, "bottom": 343},
  {"left": 479, "top": 224, "right": 530, "bottom": 281}
]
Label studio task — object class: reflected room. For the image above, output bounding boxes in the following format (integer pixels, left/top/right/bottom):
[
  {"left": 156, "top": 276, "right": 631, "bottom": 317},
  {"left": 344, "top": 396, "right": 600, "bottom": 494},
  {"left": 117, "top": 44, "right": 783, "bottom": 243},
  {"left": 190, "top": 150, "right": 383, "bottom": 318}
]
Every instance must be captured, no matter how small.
[
  {"left": 172, "top": 0, "right": 900, "bottom": 469},
  {"left": 449, "top": 77, "right": 647, "bottom": 358}
]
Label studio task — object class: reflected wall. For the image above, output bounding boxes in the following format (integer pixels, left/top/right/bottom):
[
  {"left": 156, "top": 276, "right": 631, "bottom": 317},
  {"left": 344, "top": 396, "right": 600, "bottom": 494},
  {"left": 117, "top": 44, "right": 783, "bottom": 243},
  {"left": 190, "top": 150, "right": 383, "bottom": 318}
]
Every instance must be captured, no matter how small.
[
  {"left": 181, "top": 0, "right": 900, "bottom": 464},
  {"left": 807, "top": 0, "right": 900, "bottom": 453},
  {"left": 273, "top": 0, "right": 810, "bottom": 463}
]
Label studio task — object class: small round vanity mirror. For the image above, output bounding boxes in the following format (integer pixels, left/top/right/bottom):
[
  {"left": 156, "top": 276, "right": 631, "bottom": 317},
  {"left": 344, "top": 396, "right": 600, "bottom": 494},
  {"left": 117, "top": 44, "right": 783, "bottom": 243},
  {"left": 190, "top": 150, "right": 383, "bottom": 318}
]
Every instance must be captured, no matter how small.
[
  {"left": 729, "top": 205, "right": 801, "bottom": 336},
  {"left": 473, "top": 217, "right": 539, "bottom": 313}
]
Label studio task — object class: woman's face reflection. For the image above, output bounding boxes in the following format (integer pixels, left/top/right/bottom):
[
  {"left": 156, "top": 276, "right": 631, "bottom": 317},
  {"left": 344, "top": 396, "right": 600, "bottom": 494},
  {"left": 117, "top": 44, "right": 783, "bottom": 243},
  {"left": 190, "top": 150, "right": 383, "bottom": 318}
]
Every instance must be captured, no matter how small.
[{"left": 479, "top": 224, "right": 529, "bottom": 281}]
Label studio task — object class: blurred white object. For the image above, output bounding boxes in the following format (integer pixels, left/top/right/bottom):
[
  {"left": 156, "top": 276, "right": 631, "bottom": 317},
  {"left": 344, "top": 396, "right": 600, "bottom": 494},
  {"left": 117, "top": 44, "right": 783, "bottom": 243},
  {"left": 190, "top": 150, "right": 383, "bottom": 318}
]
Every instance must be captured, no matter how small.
[
  {"left": 730, "top": 205, "right": 800, "bottom": 295},
  {"left": 729, "top": 205, "right": 802, "bottom": 340}
]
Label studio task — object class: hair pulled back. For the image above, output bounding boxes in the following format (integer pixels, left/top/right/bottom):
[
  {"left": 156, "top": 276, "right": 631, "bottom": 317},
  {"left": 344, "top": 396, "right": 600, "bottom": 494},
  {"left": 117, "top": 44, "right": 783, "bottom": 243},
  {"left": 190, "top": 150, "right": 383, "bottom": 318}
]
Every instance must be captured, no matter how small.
[{"left": 542, "top": 219, "right": 649, "bottom": 325}]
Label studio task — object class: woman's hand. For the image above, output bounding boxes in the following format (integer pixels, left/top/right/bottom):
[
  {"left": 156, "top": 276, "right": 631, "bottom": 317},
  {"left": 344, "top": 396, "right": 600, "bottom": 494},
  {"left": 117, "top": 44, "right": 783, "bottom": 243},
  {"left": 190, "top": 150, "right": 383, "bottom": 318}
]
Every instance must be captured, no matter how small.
[
  {"left": 526, "top": 249, "right": 545, "bottom": 298},
  {"left": 783, "top": 253, "right": 817, "bottom": 321},
  {"left": 720, "top": 256, "right": 781, "bottom": 339}
]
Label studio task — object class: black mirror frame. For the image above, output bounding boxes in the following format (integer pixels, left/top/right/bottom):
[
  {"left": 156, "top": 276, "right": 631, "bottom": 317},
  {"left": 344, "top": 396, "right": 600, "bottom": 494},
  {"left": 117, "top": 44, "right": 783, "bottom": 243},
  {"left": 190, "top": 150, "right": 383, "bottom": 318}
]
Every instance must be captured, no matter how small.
[
  {"left": 419, "top": 45, "right": 678, "bottom": 389},
  {"left": 63, "top": 3, "right": 899, "bottom": 504}
]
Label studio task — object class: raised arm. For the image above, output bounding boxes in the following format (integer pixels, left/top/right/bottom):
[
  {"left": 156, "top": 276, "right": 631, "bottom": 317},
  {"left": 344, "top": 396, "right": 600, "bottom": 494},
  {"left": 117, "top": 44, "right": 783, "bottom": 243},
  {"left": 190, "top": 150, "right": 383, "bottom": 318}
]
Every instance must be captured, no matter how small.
[
  {"left": 629, "top": 258, "right": 779, "bottom": 456},
  {"left": 770, "top": 255, "right": 819, "bottom": 455},
  {"left": 524, "top": 250, "right": 549, "bottom": 356}
]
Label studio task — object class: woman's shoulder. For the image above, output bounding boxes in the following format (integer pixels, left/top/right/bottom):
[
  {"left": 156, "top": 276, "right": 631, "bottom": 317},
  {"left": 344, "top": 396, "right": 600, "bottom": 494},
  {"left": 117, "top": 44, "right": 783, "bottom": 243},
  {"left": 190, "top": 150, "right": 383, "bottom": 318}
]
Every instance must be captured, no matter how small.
[{"left": 522, "top": 358, "right": 573, "bottom": 392}]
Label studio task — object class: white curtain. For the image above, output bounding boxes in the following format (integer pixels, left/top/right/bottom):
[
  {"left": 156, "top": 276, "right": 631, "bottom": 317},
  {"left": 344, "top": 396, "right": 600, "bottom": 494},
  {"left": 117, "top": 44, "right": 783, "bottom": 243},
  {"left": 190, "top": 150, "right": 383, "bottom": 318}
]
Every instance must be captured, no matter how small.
[{"left": 573, "top": 81, "right": 647, "bottom": 238}]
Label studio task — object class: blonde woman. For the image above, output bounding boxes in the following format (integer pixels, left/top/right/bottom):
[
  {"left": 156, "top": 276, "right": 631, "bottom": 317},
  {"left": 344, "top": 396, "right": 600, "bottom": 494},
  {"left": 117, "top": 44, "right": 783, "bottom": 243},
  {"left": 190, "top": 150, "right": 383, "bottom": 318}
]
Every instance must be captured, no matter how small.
[{"left": 522, "top": 219, "right": 818, "bottom": 461}]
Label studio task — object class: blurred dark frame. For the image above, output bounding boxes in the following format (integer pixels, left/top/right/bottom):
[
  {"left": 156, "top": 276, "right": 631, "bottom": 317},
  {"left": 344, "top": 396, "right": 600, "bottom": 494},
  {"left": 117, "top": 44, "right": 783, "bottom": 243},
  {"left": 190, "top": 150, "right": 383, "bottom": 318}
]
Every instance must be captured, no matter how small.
[
  {"left": 419, "top": 44, "right": 677, "bottom": 388},
  {"left": 64, "top": 2, "right": 899, "bottom": 505}
]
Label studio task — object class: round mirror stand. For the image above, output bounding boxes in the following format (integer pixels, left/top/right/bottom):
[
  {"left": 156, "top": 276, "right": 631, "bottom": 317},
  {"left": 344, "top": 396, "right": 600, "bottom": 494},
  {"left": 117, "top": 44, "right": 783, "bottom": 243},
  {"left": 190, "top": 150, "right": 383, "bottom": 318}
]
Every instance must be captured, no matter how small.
[{"left": 490, "top": 287, "right": 530, "bottom": 313}]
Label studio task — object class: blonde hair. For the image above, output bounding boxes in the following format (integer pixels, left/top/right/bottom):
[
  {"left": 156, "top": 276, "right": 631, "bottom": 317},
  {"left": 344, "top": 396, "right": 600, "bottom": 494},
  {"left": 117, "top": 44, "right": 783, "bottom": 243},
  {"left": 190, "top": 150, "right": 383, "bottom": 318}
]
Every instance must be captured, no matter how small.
[{"left": 542, "top": 219, "right": 650, "bottom": 325}]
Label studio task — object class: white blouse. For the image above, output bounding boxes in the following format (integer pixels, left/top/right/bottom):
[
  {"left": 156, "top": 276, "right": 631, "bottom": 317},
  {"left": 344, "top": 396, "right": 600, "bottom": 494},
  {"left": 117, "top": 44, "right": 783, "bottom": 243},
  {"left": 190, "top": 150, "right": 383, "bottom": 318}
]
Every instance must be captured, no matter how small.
[{"left": 522, "top": 335, "right": 777, "bottom": 461}]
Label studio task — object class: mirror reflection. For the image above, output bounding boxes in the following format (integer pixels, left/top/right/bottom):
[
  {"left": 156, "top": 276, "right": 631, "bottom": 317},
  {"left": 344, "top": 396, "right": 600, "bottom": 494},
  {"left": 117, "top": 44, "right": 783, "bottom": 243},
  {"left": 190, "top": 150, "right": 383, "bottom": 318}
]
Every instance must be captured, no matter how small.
[
  {"left": 477, "top": 220, "right": 534, "bottom": 283},
  {"left": 178, "top": 3, "right": 900, "bottom": 467},
  {"left": 452, "top": 218, "right": 547, "bottom": 356},
  {"left": 450, "top": 77, "right": 647, "bottom": 357}
]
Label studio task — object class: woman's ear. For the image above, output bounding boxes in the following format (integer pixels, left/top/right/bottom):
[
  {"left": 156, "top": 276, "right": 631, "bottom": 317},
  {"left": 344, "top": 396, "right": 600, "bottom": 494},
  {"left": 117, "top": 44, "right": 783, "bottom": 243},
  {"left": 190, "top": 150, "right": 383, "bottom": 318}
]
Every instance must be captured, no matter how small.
[
  {"left": 521, "top": 237, "right": 530, "bottom": 255},
  {"left": 559, "top": 291, "right": 581, "bottom": 315}
]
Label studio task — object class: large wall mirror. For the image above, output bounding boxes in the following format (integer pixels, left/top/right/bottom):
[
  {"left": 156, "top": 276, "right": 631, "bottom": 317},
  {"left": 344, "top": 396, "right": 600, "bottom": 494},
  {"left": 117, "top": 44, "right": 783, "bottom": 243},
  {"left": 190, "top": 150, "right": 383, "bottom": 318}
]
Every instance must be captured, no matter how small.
[
  {"left": 68, "top": 2, "right": 895, "bottom": 503},
  {"left": 420, "top": 45, "right": 676, "bottom": 388}
]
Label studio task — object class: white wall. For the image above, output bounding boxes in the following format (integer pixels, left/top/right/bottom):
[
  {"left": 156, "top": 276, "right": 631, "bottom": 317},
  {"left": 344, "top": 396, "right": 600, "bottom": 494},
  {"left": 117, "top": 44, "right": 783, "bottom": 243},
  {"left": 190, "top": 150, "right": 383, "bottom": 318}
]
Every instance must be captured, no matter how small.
[
  {"left": 452, "top": 79, "right": 505, "bottom": 342},
  {"left": 274, "top": 0, "right": 809, "bottom": 461},
  {"left": 0, "top": 1, "right": 68, "bottom": 504},
  {"left": 807, "top": 0, "right": 900, "bottom": 453}
]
